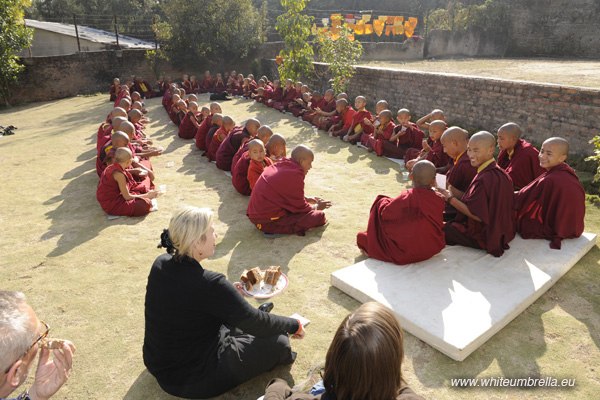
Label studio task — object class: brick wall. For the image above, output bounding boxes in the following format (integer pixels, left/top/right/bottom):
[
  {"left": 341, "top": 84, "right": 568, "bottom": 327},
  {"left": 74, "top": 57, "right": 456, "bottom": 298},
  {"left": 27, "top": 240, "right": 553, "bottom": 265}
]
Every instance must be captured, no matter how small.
[
  {"left": 8, "top": 50, "right": 182, "bottom": 105},
  {"left": 298, "top": 63, "right": 600, "bottom": 156}
]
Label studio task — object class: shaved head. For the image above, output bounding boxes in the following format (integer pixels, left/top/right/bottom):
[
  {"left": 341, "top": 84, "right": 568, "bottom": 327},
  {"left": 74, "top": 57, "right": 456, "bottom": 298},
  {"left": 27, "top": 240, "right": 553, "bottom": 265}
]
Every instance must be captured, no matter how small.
[
  {"left": 120, "top": 121, "right": 135, "bottom": 137},
  {"left": 379, "top": 110, "right": 393, "bottom": 121},
  {"left": 543, "top": 137, "right": 569, "bottom": 155},
  {"left": 412, "top": 160, "right": 436, "bottom": 187},
  {"left": 266, "top": 133, "right": 286, "bottom": 149},
  {"left": 118, "top": 98, "right": 131, "bottom": 109},
  {"left": 245, "top": 118, "right": 261, "bottom": 134},
  {"left": 114, "top": 147, "right": 133, "bottom": 163},
  {"left": 112, "top": 131, "right": 130, "bottom": 146},
  {"left": 337, "top": 93, "right": 348, "bottom": 100},
  {"left": 498, "top": 122, "right": 522, "bottom": 139},
  {"left": 470, "top": 131, "right": 496, "bottom": 148},
  {"left": 441, "top": 126, "right": 469, "bottom": 143},
  {"left": 111, "top": 116, "right": 128, "bottom": 130},
  {"left": 291, "top": 145, "right": 314, "bottom": 163},
  {"left": 247, "top": 138, "right": 264, "bottom": 151},
  {"left": 397, "top": 108, "right": 410, "bottom": 116},
  {"left": 212, "top": 113, "right": 223, "bottom": 124},
  {"left": 257, "top": 125, "right": 274, "bottom": 143},
  {"left": 128, "top": 109, "right": 142, "bottom": 121},
  {"left": 111, "top": 107, "right": 127, "bottom": 118},
  {"left": 222, "top": 116, "right": 235, "bottom": 129},
  {"left": 209, "top": 102, "right": 222, "bottom": 114}
]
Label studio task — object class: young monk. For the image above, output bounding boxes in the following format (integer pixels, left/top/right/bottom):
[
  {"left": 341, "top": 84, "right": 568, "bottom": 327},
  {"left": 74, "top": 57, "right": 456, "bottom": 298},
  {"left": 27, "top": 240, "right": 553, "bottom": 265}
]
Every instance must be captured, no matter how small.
[
  {"left": 363, "top": 110, "right": 396, "bottom": 156},
  {"left": 189, "top": 76, "right": 200, "bottom": 94},
  {"left": 267, "top": 80, "right": 283, "bottom": 108},
  {"left": 204, "top": 113, "right": 223, "bottom": 154},
  {"left": 109, "top": 78, "right": 120, "bottom": 102},
  {"left": 312, "top": 89, "right": 339, "bottom": 130},
  {"left": 247, "top": 145, "right": 332, "bottom": 236},
  {"left": 178, "top": 101, "right": 202, "bottom": 140},
  {"left": 98, "top": 108, "right": 126, "bottom": 151},
  {"left": 216, "top": 118, "right": 261, "bottom": 171},
  {"left": 266, "top": 133, "right": 287, "bottom": 162},
  {"left": 388, "top": 109, "right": 423, "bottom": 158},
  {"left": 329, "top": 99, "right": 356, "bottom": 138},
  {"left": 287, "top": 92, "right": 312, "bottom": 117},
  {"left": 231, "top": 126, "right": 274, "bottom": 196},
  {"left": 274, "top": 79, "right": 298, "bottom": 112},
  {"left": 194, "top": 102, "right": 222, "bottom": 150},
  {"left": 440, "top": 126, "right": 478, "bottom": 221},
  {"left": 438, "top": 131, "right": 515, "bottom": 257},
  {"left": 416, "top": 109, "right": 446, "bottom": 130},
  {"left": 181, "top": 74, "right": 191, "bottom": 93},
  {"left": 514, "top": 137, "right": 585, "bottom": 249},
  {"left": 96, "top": 148, "right": 158, "bottom": 217},
  {"left": 214, "top": 73, "right": 226, "bottom": 93},
  {"left": 247, "top": 139, "right": 274, "bottom": 190},
  {"left": 97, "top": 131, "right": 131, "bottom": 176},
  {"left": 406, "top": 120, "right": 451, "bottom": 173},
  {"left": 301, "top": 91, "right": 323, "bottom": 123},
  {"left": 200, "top": 71, "right": 213, "bottom": 93},
  {"left": 497, "top": 122, "right": 545, "bottom": 190},
  {"left": 167, "top": 94, "right": 182, "bottom": 124},
  {"left": 343, "top": 96, "right": 374, "bottom": 144},
  {"left": 128, "top": 109, "right": 147, "bottom": 139},
  {"left": 357, "top": 160, "right": 445, "bottom": 265},
  {"left": 207, "top": 116, "right": 234, "bottom": 162},
  {"left": 362, "top": 100, "right": 389, "bottom": 131},
  {"left": 175, "top": 100, "right": 188, "bottom": 126}
]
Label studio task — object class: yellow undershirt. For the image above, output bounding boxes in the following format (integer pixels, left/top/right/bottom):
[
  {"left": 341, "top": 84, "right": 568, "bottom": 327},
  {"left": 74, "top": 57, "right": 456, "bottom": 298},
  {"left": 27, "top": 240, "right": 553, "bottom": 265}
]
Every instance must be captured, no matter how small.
[
  {"left": 477, "top": 158, "right": 495, "bottom": 173},
  {"left": 454, "top": 151, "right": 465, "bottom": 165},
  {"left": 507, "top": 148, "right": 515, "bottom": 160}
]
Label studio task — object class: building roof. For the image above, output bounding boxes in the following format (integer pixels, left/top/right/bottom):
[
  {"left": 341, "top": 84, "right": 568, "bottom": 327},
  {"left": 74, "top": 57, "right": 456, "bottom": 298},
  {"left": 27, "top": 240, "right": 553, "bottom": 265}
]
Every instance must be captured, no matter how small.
[{"left": 24, "top": 19, "right": 155, "bottom": 49}]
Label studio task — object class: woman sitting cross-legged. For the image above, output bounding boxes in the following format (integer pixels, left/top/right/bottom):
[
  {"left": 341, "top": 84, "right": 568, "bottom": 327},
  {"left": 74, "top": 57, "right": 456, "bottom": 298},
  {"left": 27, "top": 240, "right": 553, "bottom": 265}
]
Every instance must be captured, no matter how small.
[{"left": 143, "top": 206, "right": 305, "bottom": 399}]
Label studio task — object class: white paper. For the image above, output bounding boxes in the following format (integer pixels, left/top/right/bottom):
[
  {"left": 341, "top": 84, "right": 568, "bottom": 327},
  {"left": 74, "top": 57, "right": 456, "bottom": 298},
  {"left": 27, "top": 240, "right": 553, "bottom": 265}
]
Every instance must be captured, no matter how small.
[
  {"left": 289, "top": 313, "right": 311, "bottom": 327},
  {"left": 436, "top": 173, "right": 447, "bottom": 190}
]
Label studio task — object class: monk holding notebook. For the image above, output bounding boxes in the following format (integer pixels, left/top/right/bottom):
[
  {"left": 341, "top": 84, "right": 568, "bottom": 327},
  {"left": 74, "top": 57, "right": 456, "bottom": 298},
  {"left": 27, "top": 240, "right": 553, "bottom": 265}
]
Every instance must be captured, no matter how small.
[
  {"left": 514, "top": 137, "right": 585, "bottom": 249},
  {"left": 357, "top": 160, "right": 446, "bottom": 265},
  {"left": 439, "top": 131, "right": 515, "bottom": 257},
  {"left": 247, "top": 145, "right": 331, "bottom": 236}
]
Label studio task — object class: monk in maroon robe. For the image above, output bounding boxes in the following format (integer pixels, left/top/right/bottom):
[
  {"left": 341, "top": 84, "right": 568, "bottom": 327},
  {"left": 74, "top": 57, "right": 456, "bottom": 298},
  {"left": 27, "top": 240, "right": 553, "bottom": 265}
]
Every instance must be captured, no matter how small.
[
  {"left": 440, "top": 131, "right": 516, "bottom": 257},
  {"left": 96, "top": 148, "right": 158, "bottom": 217},
  {"left": 357, "top": 160, "right": 446, "bottom": 265},
  {"left": 329, "top": 99, "right": 356, "bottom": 138},
  {"left": 515, "top": 137, "right": 585, "bottom": 249},
  {"left": 406, "top": 120, "right": 451, "bottom": 174},
  {"left": 342, "top": 96, "right": 374, "bottom": 144},
  {"left": 216, "top": 118, "right": 260, "bottom": 171},
  {"left": 178, "top": 102, "right": 202, "bottom": 140},
  {"left": 194, "top": 102, "right": 222, "bottom": 150},
  {"left": 440, "top": 126, "right": 478, "bottom": 221},
  {"left": 247, "top": 146, "right": 332, "bottom": 235},
  {"left": 231, "top": 126, "right": 274, "bottom": 173},
  {"left": 363, "top": 110, "right": 397, "bottom": 156},
  {"left": 200, "top": 71, "right": 213, "bottom": 93},
  {"left": 266, "top": 80, "right": 283, "bottom": 108},
  {"left": 273, "top": 80, "right": 298, "bottom": 112},
  {"left": 109, "top": 78, "right": 120, "bottom": 102},
  {"left": 207, "top": 116, "right": 233, "bottom": 162},
  {"left": 301, "top": 92, "right": 324, "bottom": 123},
  {"left": 391, "top": 109, "right": 424, "bottom": 160},
  {"left": 497, "top": 122, "right": 545, "bottom": 190}
]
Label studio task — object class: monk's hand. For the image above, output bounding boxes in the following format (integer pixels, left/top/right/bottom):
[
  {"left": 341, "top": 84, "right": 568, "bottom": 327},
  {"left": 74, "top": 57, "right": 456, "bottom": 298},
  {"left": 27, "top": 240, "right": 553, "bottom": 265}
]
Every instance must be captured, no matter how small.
[
  {"left": 436, "top": 188, "right": 452, "bottom": 200},
  {"left": 146, "top": 190, "right": 159, "bottom": 199},
  {"left": 316, "top": 200, "right": 332, "bottom": 210},
  {"left": 363, "top": 118, "right": 373, "bottom": 126},
  {"left": 422, "top": 140, "right": 431, "bottom": 152}
]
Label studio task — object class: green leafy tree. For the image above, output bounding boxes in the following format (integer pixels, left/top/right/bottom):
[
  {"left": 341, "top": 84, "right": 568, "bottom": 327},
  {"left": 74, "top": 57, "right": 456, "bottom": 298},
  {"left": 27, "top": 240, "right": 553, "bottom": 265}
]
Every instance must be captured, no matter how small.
[
  {"left": 157, "top": 0, "right": 264, "bottom": 68},
  {"left": 316, "top": 26, "right": 363, "bottom": 93},
  {"left": 1, "top": 0, "right": 33, "bottom": 106},
  {"left": 145, "top": 49, "right": 169, "bottom": 80},
  {"left": 275, "top": 0, "right": 314, "bottom": 82},
  {"left": 586, "top": 135, "right": 600, "bottom": 183}
]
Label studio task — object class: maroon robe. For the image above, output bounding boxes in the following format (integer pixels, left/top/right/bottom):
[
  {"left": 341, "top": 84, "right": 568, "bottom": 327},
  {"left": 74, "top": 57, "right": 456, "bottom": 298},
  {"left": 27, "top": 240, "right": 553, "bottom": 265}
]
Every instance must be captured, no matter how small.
[
  {"left": 96, "top": 163, "right": 152, "bottom": 217},
  {"left": 231, "top": 142, "right": 249, "bottom": 175},
  {"left": 247, "top": 158, "right": 326, "bottom": 235},
  {"left": 446, "top": 161, "right": 516, "bottom": 257},
  {"left": 200, "top": 78, "right": 213, "bottom": 93},
  {"left": 363, "top": 121, "right": 396, "bottom": 156},
  {"left": 445, "top": 151, "right": 477, "bottom": 220},
  {"left": 214, "top": 80, "right": 226, "bottom": 93},
  {"left": 301, "top": 97, "right": 324, "bottom": 123},
  {"left": 178, "top": 112, "right": 199, "bottom": 140},
  {"left": 514, "top": 163, "right": 585, "bottom": 249},
  {"left": 274, "top": 88, "right": 298, "bottom": 112},
  {"left": 357, "top": 188, "right": 446, "bottom": 265},
  {"left": 268, "top": 87, "right": 284, "bottom": 108},
  {"left": 426, "top": 139, "right": 452, "bottom": 173},
  {"left": 232, "top": 151, "right": 252, "bottom": 196},
  {"left": 397, "top": 123, "right": 425, "bottom": 160},
  {"left": 215, "top": 127, "right": 249, "bottom": 171},
  {"left": 194, "top": 114, "right": 213, "bottom": 150},
  {"left": 97, "top": 123, "right": 113, "bottom": 152},
  {"left": 498, "top": 139, "right": 545, "bottom": 190},
  {"left": 346, "top": 110, "right": 374, "bottom": 144},
  {"left": 182, "top": 80, "right": 193, "bottom": 94}
]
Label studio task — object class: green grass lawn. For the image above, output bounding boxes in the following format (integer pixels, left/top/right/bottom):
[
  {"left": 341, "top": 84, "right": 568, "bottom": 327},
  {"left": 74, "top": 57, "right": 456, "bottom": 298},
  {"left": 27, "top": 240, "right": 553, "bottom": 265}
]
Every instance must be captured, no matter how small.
[{"left": 0, "top": 93, "right": 598, "bottom": 400}]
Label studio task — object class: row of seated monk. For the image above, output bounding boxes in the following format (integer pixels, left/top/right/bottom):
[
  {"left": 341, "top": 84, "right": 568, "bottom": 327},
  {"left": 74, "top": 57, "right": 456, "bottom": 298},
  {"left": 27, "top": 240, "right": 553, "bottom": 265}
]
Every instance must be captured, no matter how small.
[
  {"left": 161, "top": 75, "right": 586, "bottom": 261},
  {"left": 96, "top": 84, "right": 165, "bottom": 217}
]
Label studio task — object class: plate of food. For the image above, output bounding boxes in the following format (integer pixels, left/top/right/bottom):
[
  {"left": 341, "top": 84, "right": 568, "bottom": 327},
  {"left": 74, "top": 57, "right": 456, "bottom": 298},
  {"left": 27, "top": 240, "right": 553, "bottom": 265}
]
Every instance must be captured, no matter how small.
[{"left": 239, "top": 266, "right": 288, "bottom": 299}]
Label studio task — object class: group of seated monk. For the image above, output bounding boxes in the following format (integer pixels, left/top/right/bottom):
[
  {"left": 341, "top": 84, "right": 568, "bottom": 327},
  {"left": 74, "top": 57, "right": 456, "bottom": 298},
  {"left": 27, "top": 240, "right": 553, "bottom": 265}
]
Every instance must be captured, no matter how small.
[
  {"left": 358, "top": 124, "right": 585, "bottom": 265},
  {"left": 109, "top": 76, "right": 155, "bottom": 102},
  {"left": 96, "top": 80, "right": 165, "bottom": 217}
]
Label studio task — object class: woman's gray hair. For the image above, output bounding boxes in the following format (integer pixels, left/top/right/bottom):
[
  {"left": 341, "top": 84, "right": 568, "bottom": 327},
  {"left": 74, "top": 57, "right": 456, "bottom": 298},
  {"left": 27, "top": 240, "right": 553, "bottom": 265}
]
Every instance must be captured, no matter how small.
[
  {"left": 0, "top": 291, "right": 35, "bottom": 372},
  {"left": 168, "top": 207, "right": 214, "bottom": 260}
]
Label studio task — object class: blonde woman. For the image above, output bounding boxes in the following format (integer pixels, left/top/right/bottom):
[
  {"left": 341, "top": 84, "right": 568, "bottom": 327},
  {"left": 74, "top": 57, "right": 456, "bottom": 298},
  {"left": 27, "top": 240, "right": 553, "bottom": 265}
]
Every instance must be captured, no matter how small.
[{"left": 143, "top": 206, "right": 305, "bottom": 399}]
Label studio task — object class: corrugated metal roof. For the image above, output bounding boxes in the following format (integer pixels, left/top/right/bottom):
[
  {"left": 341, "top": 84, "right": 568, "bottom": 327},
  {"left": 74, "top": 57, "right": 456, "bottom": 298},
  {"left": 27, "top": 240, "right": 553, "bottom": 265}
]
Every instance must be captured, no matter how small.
[{"left": 24, "top": 19, "right": 155, "bottom": 49}]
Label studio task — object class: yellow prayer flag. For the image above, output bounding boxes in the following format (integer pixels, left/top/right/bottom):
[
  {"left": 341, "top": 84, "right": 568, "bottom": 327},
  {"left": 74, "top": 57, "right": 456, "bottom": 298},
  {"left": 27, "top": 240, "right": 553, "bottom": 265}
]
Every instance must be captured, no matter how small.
[
  {"left": 385, "top": 25, "right": 394, "bottom": 36},
  {"left": 354, "top": 20, "right": 365, "bottom": 35},
  {"left": 373, "top": 19, "right": 385, "bottom": 37},
  {"left": 408, "top": 17, "right": 418, "bottom": 28},
  {"left": 364, "top": 23, "right": 374, "bottom": 35},
  {"left": 404, "top": 21, "right": 414, "bottom": 38},
  {"left": 393, "top": 24, "right": 404, "bottom": 35},
  {"left": 362, "top": 14, "right": 371, "bottom": 22}
]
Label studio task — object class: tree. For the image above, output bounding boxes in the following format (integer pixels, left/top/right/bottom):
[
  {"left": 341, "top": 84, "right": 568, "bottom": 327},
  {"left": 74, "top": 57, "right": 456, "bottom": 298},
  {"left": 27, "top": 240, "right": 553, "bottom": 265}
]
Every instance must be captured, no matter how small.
[
  {"left": 316, "top": 25, "right": 363, "bottom": 93},
  {"left": 275, "top": 0, "right": 314, "bottom": 82},
  {"left": 0, "top": 0, "right": 33, "bottom": 106},
  {"left": 156, "top": 0, "right": 264, "bottom": 69}
]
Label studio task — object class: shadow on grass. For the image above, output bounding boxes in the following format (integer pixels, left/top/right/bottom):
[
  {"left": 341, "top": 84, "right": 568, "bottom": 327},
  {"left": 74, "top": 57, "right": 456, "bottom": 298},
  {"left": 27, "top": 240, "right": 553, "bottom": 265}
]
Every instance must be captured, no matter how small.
[
  {"left": 41, "top": 169, "right": 147, "bottom": 257},
  {"left": 124, "top": 366, "right": 294, "bottom": 400}
]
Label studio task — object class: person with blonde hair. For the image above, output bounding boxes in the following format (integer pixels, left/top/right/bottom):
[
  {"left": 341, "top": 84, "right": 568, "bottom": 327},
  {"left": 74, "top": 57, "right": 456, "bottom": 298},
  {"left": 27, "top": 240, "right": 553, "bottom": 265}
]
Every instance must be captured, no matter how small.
[
  {"left": 263, "top": 302, "right": 424, "bottom": 400},
  {"left": 143, "top": 206, "right": 305, "bottom": 399}
]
